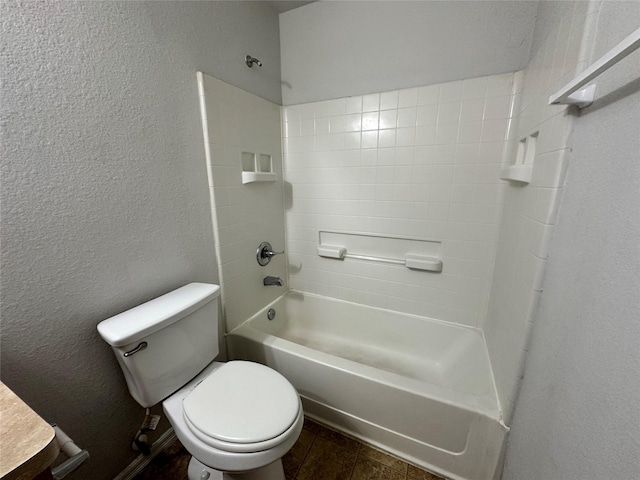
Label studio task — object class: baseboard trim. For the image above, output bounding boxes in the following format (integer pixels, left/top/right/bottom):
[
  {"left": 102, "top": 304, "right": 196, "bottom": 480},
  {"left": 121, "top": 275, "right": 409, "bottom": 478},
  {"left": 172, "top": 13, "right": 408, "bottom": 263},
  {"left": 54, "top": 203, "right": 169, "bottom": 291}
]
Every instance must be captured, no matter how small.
[{"left": 112, "top": 428, "right": 178, "bottom": 480}]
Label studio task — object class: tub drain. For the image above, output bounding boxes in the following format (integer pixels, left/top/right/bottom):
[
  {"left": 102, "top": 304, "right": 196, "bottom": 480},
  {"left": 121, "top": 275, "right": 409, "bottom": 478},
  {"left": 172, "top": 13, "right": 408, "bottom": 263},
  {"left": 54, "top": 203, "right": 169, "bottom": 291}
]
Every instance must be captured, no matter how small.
[{"left": 267, "top": 308, "right": 276, "bottom": 321}]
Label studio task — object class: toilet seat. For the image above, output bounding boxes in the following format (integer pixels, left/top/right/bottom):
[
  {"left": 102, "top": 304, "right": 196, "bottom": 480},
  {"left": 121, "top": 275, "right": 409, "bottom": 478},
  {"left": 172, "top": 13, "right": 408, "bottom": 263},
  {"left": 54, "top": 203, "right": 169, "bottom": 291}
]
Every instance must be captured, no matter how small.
[
  {"left": 164, "top": 361, "right": 304, "bottom": 473},
  {"left": 182, "top": 361, "right": 300, "bottom": 453}
]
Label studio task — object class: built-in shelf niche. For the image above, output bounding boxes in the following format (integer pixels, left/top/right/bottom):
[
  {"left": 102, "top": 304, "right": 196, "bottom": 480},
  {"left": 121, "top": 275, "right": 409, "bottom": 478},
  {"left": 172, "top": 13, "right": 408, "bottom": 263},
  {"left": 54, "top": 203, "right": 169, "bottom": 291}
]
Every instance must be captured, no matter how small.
[
  {"left": 500, "top": 131, "right": 538, "bottom": 185},
  {"left": 241, "top": 152, "right": 276, "bottom": 184}
]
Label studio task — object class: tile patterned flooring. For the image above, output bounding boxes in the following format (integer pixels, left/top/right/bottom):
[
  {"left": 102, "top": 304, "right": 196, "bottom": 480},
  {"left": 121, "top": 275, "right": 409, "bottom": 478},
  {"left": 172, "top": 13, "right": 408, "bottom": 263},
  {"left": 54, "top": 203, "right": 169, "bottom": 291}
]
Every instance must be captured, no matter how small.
[{"left": 134, "top": 418, "right": 444, "bottom": 480}]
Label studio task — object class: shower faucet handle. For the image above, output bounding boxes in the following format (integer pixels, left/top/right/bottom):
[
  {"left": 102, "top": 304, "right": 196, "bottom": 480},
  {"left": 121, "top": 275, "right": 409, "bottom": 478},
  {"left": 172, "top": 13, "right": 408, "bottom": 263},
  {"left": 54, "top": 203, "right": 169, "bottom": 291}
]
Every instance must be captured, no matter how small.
[{"left": 257, "top": 241, "right": 284, "bottom": 266}]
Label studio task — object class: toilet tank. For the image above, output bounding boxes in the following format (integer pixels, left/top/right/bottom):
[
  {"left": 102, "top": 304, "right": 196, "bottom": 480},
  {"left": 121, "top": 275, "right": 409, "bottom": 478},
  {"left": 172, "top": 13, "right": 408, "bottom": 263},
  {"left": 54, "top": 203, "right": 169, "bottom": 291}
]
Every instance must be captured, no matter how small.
[{"left": 97, "top": 283, "right": 221, "bottom": 407}]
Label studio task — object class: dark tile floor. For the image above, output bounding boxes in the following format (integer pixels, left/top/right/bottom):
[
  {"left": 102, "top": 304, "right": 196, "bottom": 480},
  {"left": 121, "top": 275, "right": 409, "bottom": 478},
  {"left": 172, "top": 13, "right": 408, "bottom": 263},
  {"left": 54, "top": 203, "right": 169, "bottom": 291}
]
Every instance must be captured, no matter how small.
[{"left": 134, "top": 418, "right": 444, "bottom": 480}]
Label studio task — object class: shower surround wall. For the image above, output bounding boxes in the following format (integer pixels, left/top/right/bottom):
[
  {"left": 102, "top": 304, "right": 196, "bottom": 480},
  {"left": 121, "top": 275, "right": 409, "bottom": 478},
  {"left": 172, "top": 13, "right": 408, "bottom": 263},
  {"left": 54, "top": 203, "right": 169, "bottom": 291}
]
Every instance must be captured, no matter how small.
[
  {"left": 484, "top": 0, "right": 601, "bottom": 422},
  {"left": 283, "top": 73, "right": 519, "bottom": 327},
  {"left": 279, "top": 0, "right": 612, "bottom": 430},
  {"left": 197, "top": 73, "right": 286, "bottom": 333}
]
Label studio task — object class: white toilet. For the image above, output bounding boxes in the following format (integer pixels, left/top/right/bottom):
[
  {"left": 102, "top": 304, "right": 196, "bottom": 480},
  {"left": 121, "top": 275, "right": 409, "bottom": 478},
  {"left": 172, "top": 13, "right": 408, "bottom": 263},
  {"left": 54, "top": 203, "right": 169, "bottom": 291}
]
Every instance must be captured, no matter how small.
[{"left": 97, "top": 283, "right": 303, "bottom": 480}]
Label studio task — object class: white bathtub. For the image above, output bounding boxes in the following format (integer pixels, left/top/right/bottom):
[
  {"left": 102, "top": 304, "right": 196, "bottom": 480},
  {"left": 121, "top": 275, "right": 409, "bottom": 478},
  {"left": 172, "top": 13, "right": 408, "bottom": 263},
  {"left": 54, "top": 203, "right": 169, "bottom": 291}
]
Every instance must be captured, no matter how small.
[{"left": 227, "top": 291, "right": 508, "bottom": 480}]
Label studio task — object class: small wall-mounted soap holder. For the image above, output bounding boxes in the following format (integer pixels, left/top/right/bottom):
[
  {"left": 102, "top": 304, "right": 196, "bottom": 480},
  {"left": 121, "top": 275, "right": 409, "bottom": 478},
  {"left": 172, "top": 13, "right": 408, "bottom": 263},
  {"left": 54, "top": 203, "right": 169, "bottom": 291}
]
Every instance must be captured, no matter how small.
[
  {"left": 500, "top": 131, "right": 538, "bottom": 185},
  {"left": 241, "top": 152, "right": 276, "bottom": 184}
]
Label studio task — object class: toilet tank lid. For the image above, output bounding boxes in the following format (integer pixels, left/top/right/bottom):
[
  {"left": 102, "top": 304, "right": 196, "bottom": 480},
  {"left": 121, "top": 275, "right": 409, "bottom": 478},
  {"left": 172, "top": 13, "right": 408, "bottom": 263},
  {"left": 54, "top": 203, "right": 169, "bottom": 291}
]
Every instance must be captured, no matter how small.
[{"left": 97, "top": 283, "right": 220, "bottom": 347}]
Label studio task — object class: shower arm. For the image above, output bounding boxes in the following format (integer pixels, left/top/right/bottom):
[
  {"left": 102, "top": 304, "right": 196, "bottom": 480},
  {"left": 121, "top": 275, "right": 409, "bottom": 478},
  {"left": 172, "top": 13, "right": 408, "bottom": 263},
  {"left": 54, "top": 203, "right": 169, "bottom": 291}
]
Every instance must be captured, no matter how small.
[{"left": 245, "top": 55, "right": 262, "bottom": 68}]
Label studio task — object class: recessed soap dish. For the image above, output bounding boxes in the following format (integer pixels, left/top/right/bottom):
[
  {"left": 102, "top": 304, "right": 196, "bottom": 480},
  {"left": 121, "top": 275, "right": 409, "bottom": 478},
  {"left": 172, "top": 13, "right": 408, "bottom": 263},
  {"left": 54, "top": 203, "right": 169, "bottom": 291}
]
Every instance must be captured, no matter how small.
[
  {"left": 500, "top": 131, "right": 538, "bottom": 185},
  {"left": 241, "top": 152, "right": 276, "bottom": 184}
]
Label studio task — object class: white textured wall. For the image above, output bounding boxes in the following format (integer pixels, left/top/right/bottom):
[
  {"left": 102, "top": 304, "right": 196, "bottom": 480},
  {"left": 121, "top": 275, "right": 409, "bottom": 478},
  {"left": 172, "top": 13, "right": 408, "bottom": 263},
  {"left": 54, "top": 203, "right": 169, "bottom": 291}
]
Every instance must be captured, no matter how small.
[
  {"left": 198, "top": 73, "right": 286, "bottom": 332},
  {"left": 283, "top": 73, "right": 517, "bottom": 327},
  {"left": 280, "top": 1, "right": 537, "bottom": 104},
  {"left": 503, "top": 2, "right": 640, "bottom": 478},
  {"left": 0, "top": 2, "right": 280, "bottom": 480}
]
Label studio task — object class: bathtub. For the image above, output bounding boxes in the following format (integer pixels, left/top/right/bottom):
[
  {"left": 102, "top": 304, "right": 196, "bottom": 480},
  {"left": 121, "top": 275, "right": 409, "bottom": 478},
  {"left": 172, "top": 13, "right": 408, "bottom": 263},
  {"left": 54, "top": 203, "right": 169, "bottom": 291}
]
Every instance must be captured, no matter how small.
[{"left": 226, "top": 291, "right": 508, "bottom": 480}]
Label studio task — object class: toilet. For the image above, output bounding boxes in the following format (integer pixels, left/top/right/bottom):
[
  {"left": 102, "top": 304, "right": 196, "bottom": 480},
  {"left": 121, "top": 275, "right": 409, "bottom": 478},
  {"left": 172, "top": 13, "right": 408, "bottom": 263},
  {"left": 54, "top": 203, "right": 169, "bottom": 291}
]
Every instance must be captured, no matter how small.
[{"left": 97, "top": 283, "right": 303, "bottom": 480}]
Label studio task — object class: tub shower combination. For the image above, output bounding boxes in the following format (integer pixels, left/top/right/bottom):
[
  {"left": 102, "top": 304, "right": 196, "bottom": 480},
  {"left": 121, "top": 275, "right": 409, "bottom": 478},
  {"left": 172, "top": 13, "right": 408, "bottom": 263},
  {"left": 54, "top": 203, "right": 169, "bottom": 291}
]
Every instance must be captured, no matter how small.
[
  {"left": 198, "top": 71, "right": 509, "bottom": 480},
  {"left": 227, "top": 292, "right": 508, "bottom": 480}
]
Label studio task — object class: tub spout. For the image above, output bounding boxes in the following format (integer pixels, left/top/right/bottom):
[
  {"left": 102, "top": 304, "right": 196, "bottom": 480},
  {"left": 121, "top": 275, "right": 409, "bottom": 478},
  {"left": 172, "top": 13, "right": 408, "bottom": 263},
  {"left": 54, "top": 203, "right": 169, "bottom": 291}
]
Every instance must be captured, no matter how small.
[{"left": 263, "top": 276, "right": 284, "bottom": 287}]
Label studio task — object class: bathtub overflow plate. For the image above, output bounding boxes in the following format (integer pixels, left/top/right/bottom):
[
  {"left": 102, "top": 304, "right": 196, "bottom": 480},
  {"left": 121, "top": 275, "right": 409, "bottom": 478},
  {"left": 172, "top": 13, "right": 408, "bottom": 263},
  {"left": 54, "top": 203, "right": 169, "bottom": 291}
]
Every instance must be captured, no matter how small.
[{"left": 267, "top": 308, "right": 276, "bottom": 321}]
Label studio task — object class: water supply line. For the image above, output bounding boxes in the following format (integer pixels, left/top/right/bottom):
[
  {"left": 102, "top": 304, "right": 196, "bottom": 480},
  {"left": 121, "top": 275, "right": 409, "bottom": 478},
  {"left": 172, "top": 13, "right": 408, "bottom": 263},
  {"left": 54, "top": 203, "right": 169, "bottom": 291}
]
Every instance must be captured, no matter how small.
[{"left": 132, "top": 408, "right": 161, "bottom": 455}]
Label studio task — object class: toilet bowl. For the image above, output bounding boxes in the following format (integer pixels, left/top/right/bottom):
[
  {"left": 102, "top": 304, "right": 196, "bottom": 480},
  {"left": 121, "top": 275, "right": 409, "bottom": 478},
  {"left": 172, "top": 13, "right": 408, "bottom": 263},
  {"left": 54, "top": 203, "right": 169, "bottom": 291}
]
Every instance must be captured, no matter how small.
[
  {"left": 96, "top": 283, "right": 303, "bottom": 480},
  {"left": 163, "top": 361, "right": 304, "bottom": 479}
]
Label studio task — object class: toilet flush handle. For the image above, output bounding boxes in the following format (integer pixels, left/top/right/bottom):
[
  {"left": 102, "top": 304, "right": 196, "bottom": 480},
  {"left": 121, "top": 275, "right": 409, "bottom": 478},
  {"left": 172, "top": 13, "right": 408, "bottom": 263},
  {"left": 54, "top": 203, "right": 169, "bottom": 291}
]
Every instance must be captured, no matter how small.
[{"left": 123, "top": 341, "right": 148, "bottom": 357}]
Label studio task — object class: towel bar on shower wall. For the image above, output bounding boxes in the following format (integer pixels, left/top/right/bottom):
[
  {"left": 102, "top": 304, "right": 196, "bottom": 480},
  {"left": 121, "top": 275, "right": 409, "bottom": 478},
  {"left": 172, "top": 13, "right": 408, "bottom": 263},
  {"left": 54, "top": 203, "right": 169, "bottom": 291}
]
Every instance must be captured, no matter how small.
[
  {"left": 316, "top": 231, "right": 443, "bottom": 273},
  {"left": 548, "top": 26, "right": 640, "bottom": 108}
]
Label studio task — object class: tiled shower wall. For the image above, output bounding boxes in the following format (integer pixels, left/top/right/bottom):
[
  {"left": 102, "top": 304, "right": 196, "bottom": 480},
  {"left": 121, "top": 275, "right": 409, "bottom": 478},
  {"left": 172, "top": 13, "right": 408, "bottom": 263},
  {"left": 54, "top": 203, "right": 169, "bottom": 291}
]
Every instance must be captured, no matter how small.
[
  {"left": 283, "top": 73, "right": 518, "bottom": 327},
  {"left": 197, "top": 73, "right": 286, "bottom": 333},
  {"left": 484, "top": 0, "right": 596, "bottom": 422}
]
